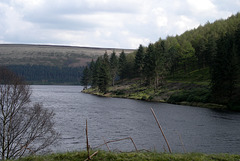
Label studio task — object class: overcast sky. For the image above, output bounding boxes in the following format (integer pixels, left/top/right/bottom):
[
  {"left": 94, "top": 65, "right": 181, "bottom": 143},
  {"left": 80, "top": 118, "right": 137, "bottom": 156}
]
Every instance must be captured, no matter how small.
[{"left": 0, "top": 0, "right": 239, "bottom": 49}]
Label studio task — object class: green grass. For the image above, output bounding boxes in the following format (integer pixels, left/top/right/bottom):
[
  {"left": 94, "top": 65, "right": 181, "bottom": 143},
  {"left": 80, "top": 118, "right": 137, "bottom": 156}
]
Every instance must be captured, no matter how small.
[
  {"left": 168, "top": 68, "right": 210, "bottom": 85},
  {"left": 13, "top": 151, "right": 240, "bottom": 161},
  {"left": 167, "top": 88, "right": 211, "bottom": 104}
]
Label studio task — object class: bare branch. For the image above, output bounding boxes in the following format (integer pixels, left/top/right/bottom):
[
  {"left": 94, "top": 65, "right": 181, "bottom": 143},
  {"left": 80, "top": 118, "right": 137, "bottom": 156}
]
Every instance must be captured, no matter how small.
[{"left": 0, "top": 67, "right": 59, "bottom": 160}]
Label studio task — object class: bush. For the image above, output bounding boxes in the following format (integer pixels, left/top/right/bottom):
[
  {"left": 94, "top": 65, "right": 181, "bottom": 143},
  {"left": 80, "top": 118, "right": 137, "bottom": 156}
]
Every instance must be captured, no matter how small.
[
  {"left": 115, "top": 89, "right": 125, "bottom": 95},
  {"left": 141, "top": 96, "right": 147, "bottom": 100}
]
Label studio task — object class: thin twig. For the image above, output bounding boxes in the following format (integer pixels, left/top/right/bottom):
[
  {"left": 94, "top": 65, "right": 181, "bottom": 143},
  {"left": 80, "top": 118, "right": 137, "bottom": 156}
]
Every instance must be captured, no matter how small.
[
  {"left": 129, "top": 137, "right": 138, "bottom": 152},
  {"left": 93, "top": 137, "right": 138, "bottom": 152},
  {"left": 84, "top": 151, "right": 99, "bottom": 161},
  {"left": 102, "top": 137, "right": 111, "bottom": 152},
  {"left": 86, "top": 119, "right": 90, "bottom": 160},
  {"left": 175, "top": 131, "right": 186, "bottom": 153},
  {"left": 150, "top": 108, "right": 172, "bottom": 153}
]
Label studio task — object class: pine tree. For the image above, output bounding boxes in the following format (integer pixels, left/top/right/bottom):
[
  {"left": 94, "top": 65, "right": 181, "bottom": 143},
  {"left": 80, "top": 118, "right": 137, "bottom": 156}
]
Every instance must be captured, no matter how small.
[
  {"left": 143, "top": 43, "right": 155, "bottom": 85},
  {"left": 154, "top": 40, "right": 168, "bottom": 88},
  {"left": 166, "top": 36, "right": 181, "bottom": 76},
  {"left": 179, "top": 40, "right": 196, "bottom": 73},
  {"left": 97, "top": 53, "right": 111, "bottom": 93},
  {"left": 92, "top": 57, "right": 101, "bottom": 88},
  {"left": 118, "top": 50, "right": 127, "bottom": 80},
  {"left": 81, "top": 66, "right": 90, "bottom": 89},
  {"left": 110, "top": 51, "right": 119, "bottom": 86},
  {"left": 88, "top": 59, "right": 95, "bottom": 85},
  {"left": 134, "top": 44, "right": 144, "bottom": 78},
  {"left": 211, "top": 33, "right": 237, "bottom": 105}
]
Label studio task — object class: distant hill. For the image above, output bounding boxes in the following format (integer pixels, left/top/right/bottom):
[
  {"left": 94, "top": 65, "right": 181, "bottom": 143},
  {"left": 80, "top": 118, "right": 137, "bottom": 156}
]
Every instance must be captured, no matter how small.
[
  {"left": 0, "top": 44, "right": 135, "bottom": 67},
  {"left": 0, "top": 44, "right": 135, "bottom": 84}
]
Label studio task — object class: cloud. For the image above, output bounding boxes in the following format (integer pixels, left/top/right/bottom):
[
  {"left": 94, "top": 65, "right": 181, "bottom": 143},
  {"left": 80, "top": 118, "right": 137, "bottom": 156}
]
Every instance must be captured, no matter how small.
[
  {"left": 187, "top": 0, "right": 216, "bottom": 13},
  {"left": 0, "top": 0, "right": 239, "bottom": 49}
]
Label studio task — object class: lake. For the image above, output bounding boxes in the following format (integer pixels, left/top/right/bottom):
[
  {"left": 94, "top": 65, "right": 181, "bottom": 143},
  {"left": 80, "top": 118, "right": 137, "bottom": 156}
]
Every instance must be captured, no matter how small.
[{"left": 31, "top": 85, "right": 240, "bottom": 154}]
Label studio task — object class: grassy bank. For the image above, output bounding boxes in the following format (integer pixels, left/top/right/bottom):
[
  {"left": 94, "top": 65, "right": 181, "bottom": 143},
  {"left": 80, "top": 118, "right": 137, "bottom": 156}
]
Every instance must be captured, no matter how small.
[
  {"left": 13, "top": 151, "right": 240, "bottom": 161},
  {"left": 82, "top": 77, "right": 227, "bottom": 110}
]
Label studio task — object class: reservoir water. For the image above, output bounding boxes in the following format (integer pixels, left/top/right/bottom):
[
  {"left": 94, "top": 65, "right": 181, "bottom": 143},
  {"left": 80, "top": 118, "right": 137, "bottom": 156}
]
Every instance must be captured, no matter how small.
[{"left": 31, "top": 85, "right": 240, "bottom": 154}]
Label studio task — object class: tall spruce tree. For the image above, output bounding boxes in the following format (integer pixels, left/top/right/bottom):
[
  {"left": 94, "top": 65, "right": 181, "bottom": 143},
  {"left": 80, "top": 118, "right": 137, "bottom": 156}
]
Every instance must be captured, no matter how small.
[
  {"left": 92, "top": 57, "right": 101, "bottom": 88},
  {"left": 119, "top": 50, "right": 127, "bottom": 80},
  {"left": 81, "top": 66, "right": 91, "bottom": 89},
  {"left": 110, "top": 51, "right": 119, "bottom": 86},
  {"left": 166, "top": 36, "right": 181, "bottom": 76},
  {"left": 97, "top": 53, "right": 111, "bottom": 93},
  {"left": 154, "top": 40, "right": 168, "bottom": 88},
  {"left": 143, "top": 43, "right": 155, "bottom": 85},
  {"left": 211, "top": 33, "right": 237, "bottom": 105},
  {"left": 134, "top": 44, "right": 144, "bottom": 78},
  {"left": 88, "top": 59, "right": 95, "bottom": 85}
]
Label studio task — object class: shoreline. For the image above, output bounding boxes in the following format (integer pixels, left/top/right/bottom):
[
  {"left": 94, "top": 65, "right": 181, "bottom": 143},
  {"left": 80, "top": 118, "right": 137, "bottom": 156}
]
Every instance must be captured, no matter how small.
[{"left": 81, "top": 88, "right": 227, "bottom": 110}]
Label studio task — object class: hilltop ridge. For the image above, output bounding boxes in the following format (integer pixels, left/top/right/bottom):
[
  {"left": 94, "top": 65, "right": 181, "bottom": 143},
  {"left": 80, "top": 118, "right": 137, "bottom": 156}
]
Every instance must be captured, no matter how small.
[{"left": 0, "top": 44, "right": 135, "bottom": 67}]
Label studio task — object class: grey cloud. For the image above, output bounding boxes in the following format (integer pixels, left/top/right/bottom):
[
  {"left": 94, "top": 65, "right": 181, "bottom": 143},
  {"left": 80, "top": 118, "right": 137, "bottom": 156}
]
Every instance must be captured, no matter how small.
[
  {"left": 20, "top": 0, "right": 142, "bottom": 31},
  {"left": 1, "top": 0, "right": 240, "bottom": 48}
]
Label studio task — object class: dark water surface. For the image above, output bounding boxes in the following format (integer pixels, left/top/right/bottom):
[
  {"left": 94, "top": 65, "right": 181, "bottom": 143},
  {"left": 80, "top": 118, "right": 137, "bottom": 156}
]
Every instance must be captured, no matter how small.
[{"left": 31, "top": 85, "right": 240, "bottom": 154}]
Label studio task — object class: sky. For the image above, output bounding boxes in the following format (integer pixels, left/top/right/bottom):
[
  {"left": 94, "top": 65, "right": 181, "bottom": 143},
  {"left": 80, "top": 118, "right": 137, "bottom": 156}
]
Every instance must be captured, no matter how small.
[{"left": 0, "top": 0, "right": 239, "bottom": 49}]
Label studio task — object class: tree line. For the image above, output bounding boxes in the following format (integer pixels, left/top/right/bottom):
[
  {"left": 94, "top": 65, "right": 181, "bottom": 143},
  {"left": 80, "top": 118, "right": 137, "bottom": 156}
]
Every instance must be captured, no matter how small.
[
  {"left": 7, "top": 65, "right": 84, "bottom": 84},
  {"left": 81, "top": 50, "right": 129, "bottom": 92},
  {"left": 82, "top": 13, "right": 240, "bottom": 108}
]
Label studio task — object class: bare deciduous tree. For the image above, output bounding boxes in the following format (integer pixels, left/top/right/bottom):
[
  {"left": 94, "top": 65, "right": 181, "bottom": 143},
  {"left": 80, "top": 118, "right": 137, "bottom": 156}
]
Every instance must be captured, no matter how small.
[{"left": 0, "top": 67, "right": 59, "bottom": 160}]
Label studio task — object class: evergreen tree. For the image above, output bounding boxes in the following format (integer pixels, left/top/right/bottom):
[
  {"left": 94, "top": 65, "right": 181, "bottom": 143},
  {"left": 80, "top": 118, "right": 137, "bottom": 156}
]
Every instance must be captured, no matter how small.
[
  {"left": 110, "top": 51, "right": 119, "bottom": 86},
  {"left": 192, "top": 36, "right": 207, "bottom": 69},
  {"left": 81, "top": 66, "right": 91, "bottom": 89},
  {"left": 211, "top": 33, "right": 237, "bottom": 105},
  {"left": 165, "top": 36, "right": 181, "bottom": 76},
  {"left": 143, "top": 43, "right": 155, "bottom": 85},
  {"left": 134, "top": 44, "right": 144, "bottom": 78},
  {"left": 179, "top": 40, "right": 196, "bottom": 73},
  {"left": 205, "top": 34, "right": 217, "bottom": 67},
  {"left": 91, "top": 57, "right": 101, "bottom": 88},
  {"left": 88, "top": 59, "right": 95, "bottom": 85},
  {"left": 235, "top": 23, "right": 240, "bottom": 69},
  {"left": 118, "top": 50, "right": 127, "bottom": 79},
  {"left": 154, "top": 40, "right": 168, "bottom": 87},
  {"left": 97, "top": 53, "right": 111, "bottom": 93}
]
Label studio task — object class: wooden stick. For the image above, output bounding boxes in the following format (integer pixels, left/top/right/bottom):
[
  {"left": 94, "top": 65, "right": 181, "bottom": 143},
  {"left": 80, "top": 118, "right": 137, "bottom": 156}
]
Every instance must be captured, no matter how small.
[
  {"left": 129, "top": 137, "right": 138, "bottom": 152},
  {"left": 94, "top": 137, "right": 130, "bottom": 149},
  {"left": 90, "top": 151, "right": 98, "bottom": 158},
  {"left": 176, "top": 131, "right": 186, "bottom": 153},
  {"left": 86, "top": 119, "right": 90, "bottom": 160},
  {"left": 150, "top": 108, "right": 172, "bottom": 153},
  {"left": 93, "top": 137, "right": 138, "bottom": 152},
  {"left": 84, "top": 151, "right": 99, "bottom": 161},
  {"left": 103, "top": 137, "right": 111, "bottom": 152}
]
